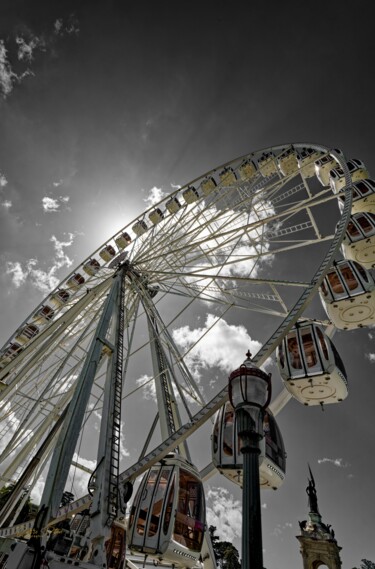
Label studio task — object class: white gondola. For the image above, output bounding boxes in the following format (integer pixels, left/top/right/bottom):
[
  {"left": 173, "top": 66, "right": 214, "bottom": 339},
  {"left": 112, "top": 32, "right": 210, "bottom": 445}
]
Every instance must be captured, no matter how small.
[
  {"left": 66, "top": 273, "right": 85, "bottom": 290},
  {"left": 182, "top": 186, "right": 199, "bottom": 204},
  {"left": 329, "top": 158, "right": 369, "bottom": 194},
  {"left": 314, "top": 149, "right": 344, "bottom": 186},
  {"left": 277, "top": 147, "right": 298, "bottom": 177},
  {"left": 257, "top": 151, "right": 278, "bottom": 177},
  {"left": 166, "top": 196, "right": 182, "bottom": 213},
  {"left": 0, "top": 342, "right": 22, "bottom": 368},
  {"left": 83, "top": 258, "right": 101, "bottom": 276},
  {"left": 15, "top": 324, "right": 39, "bottom": 345},
  {"left": 238, "top": 158, "right": 258, "bottom": 181},
  {"left": 115, "top": 231, "right": 132, "bottom": 249},
  {"left": 219, "top": 167, "right": 237, "bottom": 185},
  {"left": 50, "top": 289, "right": 70, "bottom": 307},
  {"left": 200, "top": 176, "right": 217, "bottom": 196},
  {"left": 341, "top": 212, "right": 375, "bottom": 269},
  {"left": 277, "top": 323, "right": 348, "bottom": 406},
  {"left": 99, "top": 244, "right": 116, "bottom": 262},
  {"left": 297, "top": 148, "right": 324, "bottom": 178},
  {"left": 127, "top": 453, "right": 205, "bottom": 568},
  {"left": 149, "top": 208, "right": 164, "bottom": 225},
  {"left": 212, "top": 403, "right": 286, "bottom": 490},
  {"left": 337, "top": 178, "right": 375, "bottom": 215},
  {"left": 32, "top": 305, "right": 54, "bottom": 326},
  {"left": 132, "top": 220, "right": 148, "bottom": 236},
  {"left": 319, "top": 260, "right": 375, "bottom": 329}
]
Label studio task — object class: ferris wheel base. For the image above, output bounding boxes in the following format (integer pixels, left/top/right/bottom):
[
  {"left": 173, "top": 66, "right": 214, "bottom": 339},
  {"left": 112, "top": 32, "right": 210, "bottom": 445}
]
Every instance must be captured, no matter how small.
[{"left": 5, "top": 541, "right": 96, "bottom": 569}]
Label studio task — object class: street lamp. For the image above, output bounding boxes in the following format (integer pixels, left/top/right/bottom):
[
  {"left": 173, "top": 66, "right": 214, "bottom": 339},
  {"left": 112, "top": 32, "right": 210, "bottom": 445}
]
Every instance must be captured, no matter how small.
[{"left": 228, "top": 350, "right": 272, "bottom": 569}]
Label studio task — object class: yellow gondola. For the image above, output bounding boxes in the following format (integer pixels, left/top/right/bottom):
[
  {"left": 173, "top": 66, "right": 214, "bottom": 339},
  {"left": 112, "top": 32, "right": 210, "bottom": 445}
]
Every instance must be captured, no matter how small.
[{"left": 341, "top": 212, "right": 375, "bottom": 269}]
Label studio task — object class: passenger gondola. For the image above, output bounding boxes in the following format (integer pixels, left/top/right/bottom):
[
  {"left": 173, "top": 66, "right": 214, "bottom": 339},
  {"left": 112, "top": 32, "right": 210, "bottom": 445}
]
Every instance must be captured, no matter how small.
[
  {"left": 200, "top": 176, "right": 217, "bottom": 196},
  {"left": 132, "top": 220, "right": 148, "bottom": 236},
  {"left": 238, "top": 158, "right": 258, "bottom": 181},
  {"left": 319, "top": 260, "right": 375, "bottom": 329},
  {"left": 257, "top": 151, "right": 278, "bottom": 177},
  {"left": 341, "top": 212, "right": 375, "bottom": 268},
  {"left": 183, "top": 186, "right": 199, "bottom": 204},
  {"left": 127, "top": 453, "right": 205, "bottom": 568},
  {"left": 219, "top": 167, "right": 237, "bottom": 185},
  {"left": 297, "top": 148, "right": 324, "bottom": 178},
  {"left": 329, "top": 158, "right": 369, "bottom": 193},
  {"left": 277, "top": 322, "right": 348, "bottom": 406},
  {"left": 66, "top": 273, "right": 85, "bottom": 290},
  {"left": 100, "top": 245, "right": 116, "bottom": 262},
  {"left": 115, "top": 232, "right": 132, "bottom": 249},
  {"left": 149, "top": 208, "right": 164, "bottom": 225},
  {"left": 15, "top": 323, "right": 39, "bottom": 345},
  {"left": 32, "top": 305, "right": 54, "bottom": 325},
  {"left": 166, "top": 196, "right": 182, "bottom": 213},
  {"left": 314, "top": 149, "right": 344, "bottom": 186},
  {"left": 83, "top": 258, "right": 101, "bottom": 276},
  {"left": 212, "top": 403, "right": 286, "bottom": 490},
  {"left": 50, "top": 289, "right": 70, "bottom": 307},
  {"left": 337, "top": 179, "right": 375, "bottom": 215},
  {"left": 277, "top": 147, "right": 298, "bottom": 177}
]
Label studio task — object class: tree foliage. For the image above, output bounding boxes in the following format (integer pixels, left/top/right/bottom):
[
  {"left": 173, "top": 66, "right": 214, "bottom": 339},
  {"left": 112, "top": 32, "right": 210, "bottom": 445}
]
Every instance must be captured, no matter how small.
[
  {"left": 360, "top": 560, "right": 375, "bottom": 569},
  {"left": 0, "top": 484, "right": 32, "bottom": 525},
  {"left": 209, "top": 525, "right": 241, "bottom": 569}
]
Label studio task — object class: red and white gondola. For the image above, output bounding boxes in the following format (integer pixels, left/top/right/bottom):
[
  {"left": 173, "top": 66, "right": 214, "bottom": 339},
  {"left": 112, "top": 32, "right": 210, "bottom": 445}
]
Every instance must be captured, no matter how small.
[
  {"left": 212, "top": 403, "right": 286, "bottom": 490},
  {"left": 127, "top": 453, "right": 205, "bottom": 568},
  {"left": 319, "top": 260, "right": 375, "bottom": 329},
  {"left": 277, "top": 322, "right": 348, "bottom": 406},
  {"left": 341, "top": 212, "right": 375, "bottom": 269}
]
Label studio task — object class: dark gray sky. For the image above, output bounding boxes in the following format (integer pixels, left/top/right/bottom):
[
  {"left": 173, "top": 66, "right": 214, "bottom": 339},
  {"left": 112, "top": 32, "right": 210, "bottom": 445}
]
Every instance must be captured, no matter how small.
[{"left": 1, "top": 2, "right": 375, "bottom": 567}]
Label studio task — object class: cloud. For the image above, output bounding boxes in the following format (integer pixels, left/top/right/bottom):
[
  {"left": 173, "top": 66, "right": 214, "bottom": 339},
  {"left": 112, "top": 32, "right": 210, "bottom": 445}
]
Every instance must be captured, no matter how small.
[
  {"left": 15, "top": 35, "right": 45, "bottom": 62},
  {"left": 6, "top": 233, "right": 76, "bottom": 293},
  {"left": 0, "top": 39, "right": 17, "bottom": 97},
  {"left": 206, "top": 487, "right": 242, "bottom": 542},
  {"left": 0, "top": 173, "right": 8, "bottom": 188},
  {"left": 54, "top": 15, "right": 80, "bottom": 36},
  {"left": 272, "top": 522, "right": 293, "bottom": 537},
  {"left": 172, "top": 313, "right": 263, "bottom": 378},
  {"left": 135, "top": 374, "right": 156, "bottom": 400},
  {"left": 5, "top": 261, "right": 27, "bottom": 288},
  {"left": 42, "top": 195, "right": 70, "bottom": 212},
  {"left": 317, "top": 457, "right": 349, "bottom": 468},
  {"left": 366, "top": 353, "right": 375, "bottom": 363},
  {"left": 1, "top": 200, "right": 12, "bottom": 209},
  {"left": 143, "top": 186, "right": 167, "bottom": 208}
]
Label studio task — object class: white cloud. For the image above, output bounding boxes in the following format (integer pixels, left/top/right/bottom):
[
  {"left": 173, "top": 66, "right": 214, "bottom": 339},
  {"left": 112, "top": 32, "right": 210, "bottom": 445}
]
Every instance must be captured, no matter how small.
[
  {"left": 1, "top": 200, "right": 12, "bottom": 209},
  {"left": 15, "top": 35, "right": 44, "bottom": 62},
  {"left": 54, "top": 15, "right": 80, "bottom": 36},
  {"left": 143, "top": 186, "right": 167, "bottom": 208},
  {"left": 42, "top": 195, "right": 70, "bottom": 212},
  {"left": 172, "top": 313, "right": 263, "bottom": 378},
  {"left": 170, "top": 183, "right": 181, "bottom": 190},
  {"left": 272, "top": 522, "right": 293, "bottom": 537},
  {"left": 5, "top": 261, "right": 27, "bottom": 287},
  {"left": 135, "top": 374, "right": 156, "bottom": 400},
  {"left": 6, "top": 233, "right": 76, "bottom": 293},
  {"left": 206, "top": 487, "right": 242, "bottom": 542},
  {"left": 366, "top": 353, "right": 375, "bottom": 363},
  {"left": 0, "top": 39, "right": 16, "bottom": 97},
  {"left": 53, "top": 180, "right": 63, "bottom": 187},
  {"left": 317, "top": 457, "right": 349, "bottom": 468},
  {"left": 0, "top": 172, "right": 8, "bottom": 187}
]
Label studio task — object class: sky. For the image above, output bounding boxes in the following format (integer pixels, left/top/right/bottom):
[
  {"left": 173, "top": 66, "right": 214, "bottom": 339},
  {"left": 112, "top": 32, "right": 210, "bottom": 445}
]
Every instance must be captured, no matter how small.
[{"left": 1, "top": 1, "right": 375, "bottom": 568}]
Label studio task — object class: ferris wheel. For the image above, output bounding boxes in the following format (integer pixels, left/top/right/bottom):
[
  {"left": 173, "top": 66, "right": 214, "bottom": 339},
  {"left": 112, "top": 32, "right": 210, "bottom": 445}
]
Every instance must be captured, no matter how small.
[{"left": 0, "top": 142, "right": 368, "bottom": 568}]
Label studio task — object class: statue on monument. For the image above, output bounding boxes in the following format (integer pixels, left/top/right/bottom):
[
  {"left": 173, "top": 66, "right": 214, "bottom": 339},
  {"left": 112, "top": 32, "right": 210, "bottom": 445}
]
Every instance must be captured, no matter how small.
[{"left": 306, "top": 464, "right": 319, "bottom": 514}]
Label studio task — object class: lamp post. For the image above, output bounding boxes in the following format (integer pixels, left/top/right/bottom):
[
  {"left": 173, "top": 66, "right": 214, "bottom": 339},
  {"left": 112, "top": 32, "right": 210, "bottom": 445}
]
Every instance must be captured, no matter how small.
[{"left": 228, "top": 351, "right": 272, "bottom": 569}]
